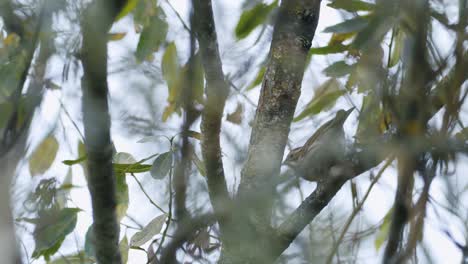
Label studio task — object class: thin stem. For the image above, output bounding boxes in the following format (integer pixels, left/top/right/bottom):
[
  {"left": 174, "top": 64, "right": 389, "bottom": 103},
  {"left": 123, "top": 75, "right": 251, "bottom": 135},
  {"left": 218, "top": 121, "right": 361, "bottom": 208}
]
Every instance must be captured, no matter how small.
[
  {"left": 325, "top": 157, "right": 394, "bottom": 264},
  {"left": 152, "top": 156, "right": 174, "bottom": 263},
  {"left": 131, "top": 174, "right": 166, "bottom": 214}
]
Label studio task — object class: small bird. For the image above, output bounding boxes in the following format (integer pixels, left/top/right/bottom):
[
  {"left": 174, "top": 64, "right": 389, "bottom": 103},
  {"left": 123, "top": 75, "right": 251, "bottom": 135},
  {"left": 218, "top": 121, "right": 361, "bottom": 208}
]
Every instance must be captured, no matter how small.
[{"left": 283, "top": 108, "right": 354, "bottom": 181}]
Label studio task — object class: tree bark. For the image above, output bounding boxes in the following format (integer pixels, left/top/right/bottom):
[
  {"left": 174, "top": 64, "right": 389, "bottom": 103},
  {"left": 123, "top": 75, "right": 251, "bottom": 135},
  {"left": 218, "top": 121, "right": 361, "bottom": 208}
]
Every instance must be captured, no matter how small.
[{"left": 80, "top": 1, "right": 126, "bottom": 263}]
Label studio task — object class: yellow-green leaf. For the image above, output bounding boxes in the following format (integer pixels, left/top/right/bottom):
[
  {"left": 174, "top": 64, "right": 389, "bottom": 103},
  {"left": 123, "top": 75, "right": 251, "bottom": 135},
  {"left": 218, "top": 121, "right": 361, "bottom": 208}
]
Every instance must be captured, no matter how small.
[
  {"left": 115, "top": 0, "right": 139, "bottom": 21},
  {"left": 162, "top": 42, "right": 181, "bottom": 103},
  {"left": 120, "top": 236, "right": 129, "bottom": 264},
  {"left": 294, "top": 79, "right": 346, "bottom": 122},
  {"left": 29, "top": 135, "right": 59, "bottom": 176},
  {"left": 246, "top": 66, "right": 266, "bottom": 90},
  {"left": 108, "top": 32, "right": 127, "bottom": 41},
  {"left": 235, "top": 0, "right": 278, "bottom": 39}
]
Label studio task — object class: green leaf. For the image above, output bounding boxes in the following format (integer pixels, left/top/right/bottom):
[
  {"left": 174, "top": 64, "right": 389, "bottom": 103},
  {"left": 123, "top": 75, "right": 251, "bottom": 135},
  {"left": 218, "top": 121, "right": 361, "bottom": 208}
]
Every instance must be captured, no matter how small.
[
  {"left": 309, "top": 43, "right": 350, "bottom": 55},
  {"left": 150, "top": 152, "right": 173, "bottom": 179},
  {"left": 235, "top": 0, "right": 278, "bottom": 39},
  {"left": 375, "top": 208, "right": 393, "bottom": 251},
  {"left": 187, "top": 130, "right": 202, "bottom": 140},
  {"left": 47, "top": 251, "right": 94, "bottom": 264},
  {"left": 389, "top": 29, "right": 404, "bottom": 67},
  {"left": 0, "top": 102, "right": 13, "bottom": 129},
  {"left": 115, "top": 171, "right": 129, "bottom": 221},
  {"left": 180, "top": 52, "right": 205, "bottom": 104},
  {"left": 323, "top": 16, "right": 369, "bottom": 34},
  {"left": 32, "top": 208, "right": 80, "bottom": 259},
  {"left": 294, "top": 79, "right": 346, "bottom": 122},
  {"left": 57, "top": 169, "right": 73, "bottom": 209},
  {"left": 29, "top": 135, "right": 59, "bottom": 176},
  {"left": 115, "top": 0, "right": 139, "bottom": 21},
  {"left": 324, "top": 61, "right": 355, "bottom": 77},
  {"left": 120, "top": 236, "right": 129, "bottom": 264},
  {"left": 108, "top": 32, "right": 127, "bottom": 41},
  {"left": 114, "top": 163, "right": 152, "bottom": 174},
  {"left": 62, "top": 156, "right": 87, "bottom": 166},
  {"left": 162, "top": 42, "right": 181, "bottom": 109},
  {"left": 84, "top": 225, "right": 95, "bottom": 258},
  {"left": 130, "top": 214, "right": 167, "bottom": 247},
  {"left": 352, "top": 14, "right": 395, "bottom": 50},
  {"left": 327, "top": 0, "right": 375, "bottom": 12},
  {"left": 192, "top": 151, "right": 206, "bottom": 177},
  {"left": 136, "top": 10, "right": 168, "bottom": 62},
  {"left": 246, "top": 66, "right": 266, "bottom": 90}
]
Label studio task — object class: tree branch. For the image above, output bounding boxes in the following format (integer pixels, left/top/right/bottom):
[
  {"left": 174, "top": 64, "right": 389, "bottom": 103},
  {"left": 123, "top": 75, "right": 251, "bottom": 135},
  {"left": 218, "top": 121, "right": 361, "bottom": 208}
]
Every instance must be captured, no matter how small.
[
  {"left": 238, "top": 0, "right": 322, "bottom": 224},
  {"left": 80, "top": 1, "right": 126, "bottom": 263},
  {"left": 192, "top": 0, "right": 231, "bottom": 222}
]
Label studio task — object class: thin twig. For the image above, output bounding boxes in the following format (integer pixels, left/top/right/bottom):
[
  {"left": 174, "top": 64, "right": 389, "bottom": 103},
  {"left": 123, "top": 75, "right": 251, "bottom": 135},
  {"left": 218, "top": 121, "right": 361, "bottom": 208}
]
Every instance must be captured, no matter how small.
[
  {"left": 325, "top": 157, "right": 394, "bottom": 264},
  {"left": 131, "top": 173, "right": 167, "bottom": 214},
  {"left": 162, "top": 0, "right": 191, "bottom": 32},
  {"left": 152, "top": 153, "right": 174, "bottom": 263},
  {"left": 57, "top": 97, "right": 85, "bottom": 141}
]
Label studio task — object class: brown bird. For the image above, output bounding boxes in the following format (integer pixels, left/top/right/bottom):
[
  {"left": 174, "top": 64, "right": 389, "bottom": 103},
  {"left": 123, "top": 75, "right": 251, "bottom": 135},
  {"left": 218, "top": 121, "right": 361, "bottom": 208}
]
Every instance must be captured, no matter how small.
[{"left": 283, "top": 108, "right": 354, "bottom": 181}]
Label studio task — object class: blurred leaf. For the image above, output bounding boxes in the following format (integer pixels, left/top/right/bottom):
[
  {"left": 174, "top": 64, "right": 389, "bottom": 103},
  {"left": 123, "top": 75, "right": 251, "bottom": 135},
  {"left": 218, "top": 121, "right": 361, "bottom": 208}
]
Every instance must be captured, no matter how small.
[
  {"left": 115, "top": 172, "right": 129, "bottom": 221},
  {"left": 137, "top": 136, "right": 166, "bottom": 143},
  {"left": 115, "top": 0, "right": 138, "bottom": 21},
  {"left": 352, "top": 14, "right": 396, "bottom": 50},
  {"left": 150, "top": 152, "right": 173, "bottom": 179},
  {"left": 84, "top": 225, "right": 95, "bottom": 258},
  {"left": 356, "top": 92, "right": 384, "bottom": 143},
  {"left": 0, "top": 102, "right": 13, "bottom": 129},
  {"left": 130, "top": 214, "right": 167, "bottom": 247},
  {"left": 324, "top": 61, "right": 355, "bottom": 77},
  {"left": 323, "top": 16, "right": 369, "bottom": 33},
  {"left": 162, "top": 103, "right": 177, "bottom": 122},
  {"left": 180, "top": 52, "right": 205, "bottom": 103},
  {"left": 328, "top": 32, "right": 356, "bottom": 45},
  {"left": 29, "top": 135, "right": 59, "bottom": 176},
  {"left": 389, "top": 29, "right": 404, "bottom": 67},
  {"left": 47, "top": 251, "right": 94, "bottom": 264},
  {"left": 136, "top": 10, "right": 168, "bottom": 62},
  {"left": 191, "top": 151, "right": 206, "bottom": 177},
  {"left": 309, "top": 43, "right": 349, "bottom": 55},
  {"left": 114, "top": 152, "right": 137, "bottom": 164},
  {"left": 44, "top": 79, "right": 62, "bottom": 90},
  {"left": 246, "top": 66, "right": 266, "bottom": 90},
  {"left": 120, "top": 235, "right": 129, "bottom": 264},
  {"left": 114, "top": 163, "right": 152, "bottom": 174},
  {"left": 108, "top": 32, "right": 127, "bottom": 41},
  {"left": 187, "top": 130, "right": 202, "bottom": 140},
  {"left": 32, "top": 208, "right": 80, "bottom": 259},
  {"left": 57, "top": 169, "right": 72, "bottom": 209},
  {"left": 62, "top": 156, "right": 87, "bottom": 166},
  {"left": 235, "top": 0, "right": 278, "bottom": 39},
  {"left": 327, "top": 0, "right": 375, "bottom": 12},
  {"left": 455, "top": 128, "right": 468, "bottom": 142},
  {"left": 226, "top": 103, "right": 243, "bottom": 124},
  {"left": 294, "top": 79, "right": 346, "bottom": 122},
  {"left": 375, "top": 208, "right": 393, "bottom": 251},
  {"left": 161, "top": 43, "right": 181, "bottom": 119}
]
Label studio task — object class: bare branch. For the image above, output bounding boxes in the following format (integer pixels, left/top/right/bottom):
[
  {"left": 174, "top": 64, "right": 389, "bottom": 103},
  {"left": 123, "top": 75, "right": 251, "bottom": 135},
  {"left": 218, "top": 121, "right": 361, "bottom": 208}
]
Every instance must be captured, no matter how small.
[
  {"left": 80, "top": 1, "right": 126, "bottom": 263},
  {"left": 192, "top": 0, "right": 231, "bottom": 220}
]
